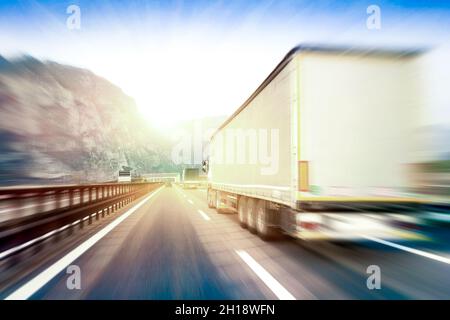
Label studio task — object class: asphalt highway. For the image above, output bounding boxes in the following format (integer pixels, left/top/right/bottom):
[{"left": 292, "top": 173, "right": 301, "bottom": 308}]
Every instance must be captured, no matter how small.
[{"left": 2, "top": 185, "right": 449, "bottom": 299}]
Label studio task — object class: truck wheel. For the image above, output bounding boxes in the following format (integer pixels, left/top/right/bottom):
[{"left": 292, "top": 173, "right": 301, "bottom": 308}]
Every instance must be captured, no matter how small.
[
  {"left": 246, "top": 198, "right": 257, "bottom": 233},
  {"left": 207, "top": 189, "right": 216, "bottom": 208},
  {"left": 256, "top": 200, "right": 277, "bottom": 241},
  {"left": 238, "top": 197, "right": 247, "bottom": 228},
  {"left": 215, "top": 191, "right": 222, "bottom": 213}
]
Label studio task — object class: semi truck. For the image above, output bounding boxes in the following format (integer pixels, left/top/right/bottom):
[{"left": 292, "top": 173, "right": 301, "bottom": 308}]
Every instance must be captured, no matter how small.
[
  {"left": 206, "top": 45, "right": 426, "bottom": 241},
  {"left": 181, "top": 167, "right": 203, "bottom": 189}
]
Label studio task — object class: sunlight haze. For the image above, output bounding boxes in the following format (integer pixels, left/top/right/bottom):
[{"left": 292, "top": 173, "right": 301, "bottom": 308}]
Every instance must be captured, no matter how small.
[{"left": 1, "top": 0, "right": 449, "bottom": 128}]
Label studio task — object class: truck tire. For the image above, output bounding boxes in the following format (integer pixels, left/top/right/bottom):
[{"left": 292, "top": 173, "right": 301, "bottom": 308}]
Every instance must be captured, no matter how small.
[
  {"left": 246, "top": 198, "right": 257, "bottom": 233},
  {"left": 207, "top": 189, "right": 216, "bottom": 208},
  {"left": 215, "top": 191, "right": 223, "bottom": 213},
  {"left": 238, "top": 197, "right": 247, "bottom": 228},
  {"left": 256, "top": 200, "right": 277, "bottom": 241}
]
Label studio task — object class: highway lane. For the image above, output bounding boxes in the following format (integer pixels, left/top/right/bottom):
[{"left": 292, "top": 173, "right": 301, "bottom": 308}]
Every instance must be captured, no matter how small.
[
  {"left": 177, "top": 188, "right": 450, "bottom": 299},
  {"left": 4, "top": 185, "right": 450, "bottom": 299},
  {"left": 24, "top": 186, "right": 274, "bottom": 299}
]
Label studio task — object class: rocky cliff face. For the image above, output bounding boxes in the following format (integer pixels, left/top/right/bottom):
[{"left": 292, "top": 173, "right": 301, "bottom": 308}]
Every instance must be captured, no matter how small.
[{"left": 0, "top": 55, "right": 176, "bottom": 185}]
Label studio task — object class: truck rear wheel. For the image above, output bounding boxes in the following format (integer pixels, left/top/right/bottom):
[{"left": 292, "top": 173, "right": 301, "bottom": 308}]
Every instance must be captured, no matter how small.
[
  {"left": 256, "top": 200, "right": 277, "bottom": 240},
  {"left": 238, "top": 197, "right": 247, "bottom": 228},
  {"left": 207, "top": 189, "right": 216, "bottom": 208},
  {"left": 246, "top": 198, "right": 257, "bottom": 233},
  {"left": 215, "top": 191, "right": 223, "bottom": 213}
]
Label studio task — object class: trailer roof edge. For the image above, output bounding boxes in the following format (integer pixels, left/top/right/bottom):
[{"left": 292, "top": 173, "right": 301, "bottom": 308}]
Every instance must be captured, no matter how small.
[{"left": 210, "top": 44, "right": 427, "bottom": 140}]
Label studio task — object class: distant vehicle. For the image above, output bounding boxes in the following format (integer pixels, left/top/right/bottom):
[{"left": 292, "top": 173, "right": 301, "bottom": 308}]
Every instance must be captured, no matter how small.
[
  {"left": 206, "top": 45, "right": 426, "bottom": 241},
  {"left": 118, "top": 170, "right": 131, "bottom": 183},
  {"left": 165, "top": 181, "right": 172, "bottom": 187},
  {"left": 181, "top": 167, "right": 201, "bottom": 189}
]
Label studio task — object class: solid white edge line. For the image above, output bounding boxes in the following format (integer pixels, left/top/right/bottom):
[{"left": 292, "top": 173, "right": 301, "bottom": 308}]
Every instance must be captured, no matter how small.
[
  {"left": 363, "top": 235, "right": 450, "bottom": 265},
  {"left": 197, "top": 209, "right": 210, "bottom": 221},
  {"left": 4, "top": 186, "right": 164, "bottom": 300},
  {"left": 187, "top": 199, "right": 194, "bottom": 204},
  {"left": 235, "top": 250, "right": 296, "bottom": 300}
]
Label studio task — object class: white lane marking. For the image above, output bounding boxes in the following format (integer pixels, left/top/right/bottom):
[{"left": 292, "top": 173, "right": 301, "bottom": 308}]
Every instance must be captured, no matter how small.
[
  {"left": 5, "top": 186, "right": 164, "bottom": 300},
  {"left": 197, "top": 209, "right": 210, "bottom": 221},
  {"left": 235, "top": 250, "right": 296, "bottom": 300},
  {"left": 187, "top": 199, "right": 194, "bottom": 205},
  {"left": 363, "top": 235, "right": 450, "bottom": 265}
]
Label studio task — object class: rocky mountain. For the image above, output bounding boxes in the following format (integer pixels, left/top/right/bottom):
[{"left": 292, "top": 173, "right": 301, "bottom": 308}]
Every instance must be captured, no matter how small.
[{"left": 0, "top": 55, "right": 179, "bottom": 185}]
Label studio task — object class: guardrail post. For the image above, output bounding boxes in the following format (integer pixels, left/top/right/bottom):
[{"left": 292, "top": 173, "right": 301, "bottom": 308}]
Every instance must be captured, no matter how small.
[
  {"left": 13, "top": 193, "right": 22, "bottom": 216},
  {"left": 54, "top": 190, "right": 60, "bottom": 210},
  {"left": 80, "top": 188, "right": 84, "bottom": 206},
  {"left": 69, "top": 189, "right": 74, "bottom": 207},
  {"left": 53, "top": 228, "right": 60, "bottom": 243},
  {"left": 37, "top": 191, "right": 45, "bottom": 214}
]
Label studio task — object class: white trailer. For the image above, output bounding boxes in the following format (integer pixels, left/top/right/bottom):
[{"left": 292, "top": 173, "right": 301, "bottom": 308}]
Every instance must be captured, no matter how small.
[{"left": 206, "top": 45, "right": 426, "bottom": 241}]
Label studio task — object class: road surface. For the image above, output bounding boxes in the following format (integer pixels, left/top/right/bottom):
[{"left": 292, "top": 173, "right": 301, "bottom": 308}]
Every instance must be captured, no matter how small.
[{"left": 2, "top": 185, "right": 450, "bottom": 299}]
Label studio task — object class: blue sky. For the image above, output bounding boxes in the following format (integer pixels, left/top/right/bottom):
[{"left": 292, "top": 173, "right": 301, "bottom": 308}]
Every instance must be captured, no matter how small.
[{"left": 1, "top": 0, "right": 449, "bottom": 127}]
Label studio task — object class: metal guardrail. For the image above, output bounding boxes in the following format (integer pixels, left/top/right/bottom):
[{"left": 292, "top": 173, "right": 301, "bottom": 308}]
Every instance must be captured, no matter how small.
[{"left": 0, "top": 182, "right": 162, "bottom": 258}]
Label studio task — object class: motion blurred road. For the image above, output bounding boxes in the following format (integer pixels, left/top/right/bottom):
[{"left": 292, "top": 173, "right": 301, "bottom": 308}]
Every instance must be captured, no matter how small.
[{"left": 3, "top": 186, "right": 450, "bottom": 299}]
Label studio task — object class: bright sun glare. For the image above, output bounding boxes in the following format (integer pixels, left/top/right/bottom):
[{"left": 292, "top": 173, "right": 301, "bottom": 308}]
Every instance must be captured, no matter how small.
[
  {"left": 2, "top": 1, "right": 448, "bottom": 130},
  {"left": 112, "top": 42, "right": 285, "bottom": 129}
]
